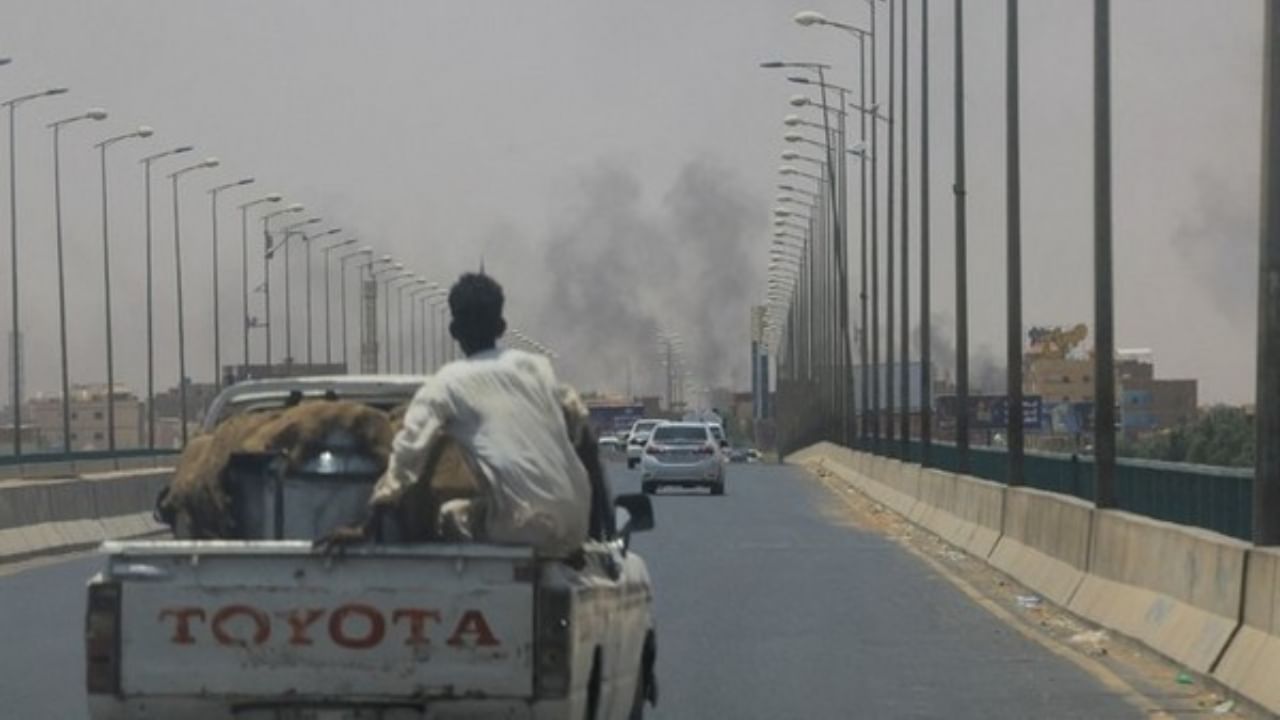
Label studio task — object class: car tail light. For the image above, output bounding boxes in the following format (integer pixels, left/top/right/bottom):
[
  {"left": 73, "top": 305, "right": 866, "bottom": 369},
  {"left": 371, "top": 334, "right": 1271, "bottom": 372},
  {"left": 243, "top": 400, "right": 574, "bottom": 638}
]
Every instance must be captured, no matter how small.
[
  {"left": 695, "top": 443, "right": 716, "bottom": 455},
  {"left": 85, "top": 581, "right": 122, "bottom": 695},
  {"left": 645, "top": 444, "right": 662, "bottom": 456},
  {"left": 535, "top": 586, "right": 572, "bottom": 698}
]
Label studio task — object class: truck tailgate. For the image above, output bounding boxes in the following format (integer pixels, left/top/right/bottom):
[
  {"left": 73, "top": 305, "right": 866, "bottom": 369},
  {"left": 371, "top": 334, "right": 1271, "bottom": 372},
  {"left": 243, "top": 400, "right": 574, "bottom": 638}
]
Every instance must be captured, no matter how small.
[{"left": 104, "top": 540, "right": 536, "bottom": 700}]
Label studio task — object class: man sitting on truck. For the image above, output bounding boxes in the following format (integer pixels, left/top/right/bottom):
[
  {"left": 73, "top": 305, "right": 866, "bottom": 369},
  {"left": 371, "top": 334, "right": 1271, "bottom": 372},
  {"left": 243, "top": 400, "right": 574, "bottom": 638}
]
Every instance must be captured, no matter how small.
[{"left": 330, "top": 272, "right": 593, "bottom": 556}]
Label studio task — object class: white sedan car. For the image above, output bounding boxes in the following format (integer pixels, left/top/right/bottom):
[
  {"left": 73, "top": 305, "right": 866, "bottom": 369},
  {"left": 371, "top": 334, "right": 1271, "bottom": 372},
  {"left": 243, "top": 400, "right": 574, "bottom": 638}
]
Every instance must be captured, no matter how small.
[
  {"left": 625, "top": 419, "right": 664, "bottom": 469},
  {"left": 640, "top": 422, "right": 726, "bottom": 496}
]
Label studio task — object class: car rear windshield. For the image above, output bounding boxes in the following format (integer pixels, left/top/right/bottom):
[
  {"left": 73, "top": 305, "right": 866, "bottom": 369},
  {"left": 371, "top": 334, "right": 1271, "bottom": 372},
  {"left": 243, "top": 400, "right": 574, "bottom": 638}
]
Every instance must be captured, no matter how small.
[
  {"left": 633, "top": 421, "right": 661, "bottom": 433},
  {"left": 708, "top": 425, "right": 725, "bottom": 439},
  {"left": 651, "top": 425, "right": 709, "bottom": 443}
]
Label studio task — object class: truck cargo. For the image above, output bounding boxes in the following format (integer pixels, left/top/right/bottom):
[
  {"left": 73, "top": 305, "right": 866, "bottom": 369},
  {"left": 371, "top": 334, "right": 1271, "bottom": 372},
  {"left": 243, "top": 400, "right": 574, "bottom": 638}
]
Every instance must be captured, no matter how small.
[{"left": 85, "top": 376, "right": 658, "bottom": 720}]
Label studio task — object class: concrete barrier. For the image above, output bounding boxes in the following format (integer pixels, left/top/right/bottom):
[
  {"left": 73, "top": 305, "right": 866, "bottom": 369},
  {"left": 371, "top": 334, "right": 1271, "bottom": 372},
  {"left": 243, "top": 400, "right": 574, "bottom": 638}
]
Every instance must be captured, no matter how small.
[
  {"left": 988, "top": 487, "right": 1093, "bottom": 608},
  {"left": 0, "top": 469, "right": 172, "bottom": 563},
  {"left": 1067, "top": 510, "right": 1247, "bottom": 674},
  {"left": 910, "top": 470, "right": 1005, "bottom": 559},
  {"left": 1214, "top": 547, "right": 1280, "bottom": 714}
]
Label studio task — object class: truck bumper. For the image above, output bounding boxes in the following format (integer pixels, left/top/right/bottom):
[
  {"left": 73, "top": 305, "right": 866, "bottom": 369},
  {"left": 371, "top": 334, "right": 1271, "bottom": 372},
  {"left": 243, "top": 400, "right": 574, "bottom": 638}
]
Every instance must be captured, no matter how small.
[{"left": 89, "top": 697, "right": 572, "bottom": 720}]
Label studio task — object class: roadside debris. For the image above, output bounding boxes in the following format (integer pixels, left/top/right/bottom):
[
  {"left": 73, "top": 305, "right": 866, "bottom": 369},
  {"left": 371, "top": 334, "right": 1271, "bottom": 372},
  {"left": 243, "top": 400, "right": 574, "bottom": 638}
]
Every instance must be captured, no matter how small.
[
  {"left": 1068, "top": 630, "right": 1109, "bottom": 656},
  {"left": 1016, "top": 594, "right": 1042, "bottom": 610},
  {"left": 1213, "top": 699, "right": 1236, "bottom": 715},
  {"left": 1176, "top": 671, "right": 1195, "bottom": 685}
]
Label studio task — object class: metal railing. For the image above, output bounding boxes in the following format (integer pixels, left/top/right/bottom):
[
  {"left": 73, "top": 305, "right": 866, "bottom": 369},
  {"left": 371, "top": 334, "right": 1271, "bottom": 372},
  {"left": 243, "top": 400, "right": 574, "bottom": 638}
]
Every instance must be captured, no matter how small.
[
  {"left": 853, "top": 439, "right": 1253, "bottom": 540},
  {"left": 0, "top": 448, "right": 181, "bottom": 481}
]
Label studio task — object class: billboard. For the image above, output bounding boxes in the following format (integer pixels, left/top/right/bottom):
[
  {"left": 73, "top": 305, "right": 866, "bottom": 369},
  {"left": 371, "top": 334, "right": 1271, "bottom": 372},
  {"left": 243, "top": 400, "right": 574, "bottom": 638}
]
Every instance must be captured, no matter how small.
[
  {"left": 936, "top": 394, "right": 1044, "bottom": 431},
  {"left": 586, "top": 403, "right": 646, "bottom": 437}
]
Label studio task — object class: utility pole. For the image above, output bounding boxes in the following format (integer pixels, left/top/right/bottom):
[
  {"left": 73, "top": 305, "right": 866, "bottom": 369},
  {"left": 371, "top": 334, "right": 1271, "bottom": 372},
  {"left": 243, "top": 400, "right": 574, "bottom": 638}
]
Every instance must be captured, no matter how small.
[
  {"left": 954, "top": 0, "right": 970, "bottom": 468},
  {"left": 1006, "top": 0, "right": 1025, "bottom": 486},
  {"left": 1256, "top": 0, "right": 1280, "bottom": 545},
  {"left": 900, "top": 0, "right": 911, "bottom": 448},
  {"left": 1093, "top": 0, "right": 1116, "bottom": 508},
  {"left": 919, "top": 0, "right": 932, "bottom": 463},
  {"left": 886, "top": 0, "right": 897, "bottom": 445},
  {"left": 870, "top": 0, "right": 881, "bottom": 445}
]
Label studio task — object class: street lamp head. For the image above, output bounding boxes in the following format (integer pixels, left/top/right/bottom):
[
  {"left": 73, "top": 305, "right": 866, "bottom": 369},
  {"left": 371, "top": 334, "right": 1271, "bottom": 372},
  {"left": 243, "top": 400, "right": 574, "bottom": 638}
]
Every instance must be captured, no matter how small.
[
  {"left": 788, "top": 95, "right": 809, "bottom": 108},
  {"left": 773, "top": 207, "right": 790, "bottom": 216},
  {"left": 266, "top": 193, "right": 283, "bottom": 202},
  {"left": 287, "top": 203, "right": 304, "bottom": 213},
  {"left": 783, "top": 115, "right": 803, "bottom": 127},
  {"left": 235, "top": 177, "right": 254, "bottom": 186},
  {"left": 778, "top": 165, "right": 798, "bottom": 175},
  {"left": 0, "top": 58, "right": 10, "bottom": 66},
  {"left": 794, "top": 10, "right": 829, "bottom": 26},
  {"left": 358, "top": 245, "right": 373, "bottom": 252},
  {"left": 46, "top": 87, "right": 69, "bottom": 97},
  {"left": 174, "top": 145, "right": 194, "bottom": 154},
  {"left": 781, "top": 151, "right": 799, "bottom": 161},
  {"left": 86, "top": 108, "right": 108, "bottom": 121},
  {"left": 786, "top": 76, "right": 813, "bottom": 85},
  {"left": 783, "top": 131, "right": 805, "bottom": 143},
  {"left": 379, "top": 254, "right": 393, "bottom": 262},
  {"left": 136, "top": 125, "right": 154, "bottom": 138},
  {"left": 201, "top": 157, "right": 220, "bottom": 169},
  {"left": 759, "top": 61, "right": 786, "bottom": 69}
]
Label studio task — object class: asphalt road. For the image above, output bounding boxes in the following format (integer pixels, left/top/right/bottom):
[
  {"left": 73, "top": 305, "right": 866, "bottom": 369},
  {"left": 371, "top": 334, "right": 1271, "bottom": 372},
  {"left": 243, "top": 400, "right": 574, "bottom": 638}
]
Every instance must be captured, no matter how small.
[
  {"left": 0, "top": 460, "right": 1142, "bottom": 719},
  {"left": 616, "top": 459, "right": 1141, "bottom": 720}
]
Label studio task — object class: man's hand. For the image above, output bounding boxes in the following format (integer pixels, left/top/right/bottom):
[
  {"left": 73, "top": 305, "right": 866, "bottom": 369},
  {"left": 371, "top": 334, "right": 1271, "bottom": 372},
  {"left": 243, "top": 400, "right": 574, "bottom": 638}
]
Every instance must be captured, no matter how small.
[{"left": 313, "top": 523, "right": 369, "bottom": 555}]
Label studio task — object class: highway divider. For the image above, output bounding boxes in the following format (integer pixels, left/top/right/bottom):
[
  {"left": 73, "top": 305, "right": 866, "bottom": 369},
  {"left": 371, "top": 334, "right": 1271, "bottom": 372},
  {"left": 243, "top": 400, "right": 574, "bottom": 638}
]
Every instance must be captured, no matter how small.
[
  {"left": 1213, "top": 547, "right": 1280, "bottom": 712},
  {"left": 788, "top": 442, "right": 1279, "bottom": 716},
  {"left": 0, "top": 469, "right": 171, "bottom": 564}
]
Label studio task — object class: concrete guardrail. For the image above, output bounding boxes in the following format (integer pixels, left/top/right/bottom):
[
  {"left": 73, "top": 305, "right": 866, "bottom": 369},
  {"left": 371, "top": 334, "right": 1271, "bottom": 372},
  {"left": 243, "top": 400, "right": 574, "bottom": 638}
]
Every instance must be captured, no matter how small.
[
  {"left": 0, "top": 468, "right": 172, "bottom": 563},
  {"left": 789, "top": 443, "right": 1280, "bottom": 716}
]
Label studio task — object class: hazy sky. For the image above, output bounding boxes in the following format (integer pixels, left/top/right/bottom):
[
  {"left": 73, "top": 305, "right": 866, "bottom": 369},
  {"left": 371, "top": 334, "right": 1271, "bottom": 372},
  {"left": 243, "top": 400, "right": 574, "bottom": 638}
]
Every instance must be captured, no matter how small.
[{"left": 0, "top": 0, "right": 1265, "bottom": 405}]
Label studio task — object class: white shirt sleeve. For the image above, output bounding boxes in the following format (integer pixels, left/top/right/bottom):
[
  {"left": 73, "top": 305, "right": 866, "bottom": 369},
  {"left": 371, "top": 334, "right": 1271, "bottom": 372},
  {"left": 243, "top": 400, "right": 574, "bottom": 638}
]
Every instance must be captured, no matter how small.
[{"left": 370, "top": 377, "right": 454, "bottom": 506}]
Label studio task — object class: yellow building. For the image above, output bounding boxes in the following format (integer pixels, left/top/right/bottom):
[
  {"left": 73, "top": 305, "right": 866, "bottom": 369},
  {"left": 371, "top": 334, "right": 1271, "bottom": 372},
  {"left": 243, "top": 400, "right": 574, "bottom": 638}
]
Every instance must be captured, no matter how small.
[{"left": 1025, "top": 357, "right": 1095, "bottom": 405}]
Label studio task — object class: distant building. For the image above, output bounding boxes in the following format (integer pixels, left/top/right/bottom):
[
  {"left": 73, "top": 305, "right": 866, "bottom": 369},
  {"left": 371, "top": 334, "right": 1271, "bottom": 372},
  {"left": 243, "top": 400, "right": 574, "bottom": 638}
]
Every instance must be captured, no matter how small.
[
  {"left": 0, "top": 424, "right": 42, "bottom": 455},
  {"left": 25, "top": 384, "right": 143, "bottom": 451},
  {"left": 1026, "top": 357, "right": 1096, "bottom": 405},
  {"left": 1117, "top": 350, "right": 1197, "bottom": 437},
  {"left": 150, "top": 381, "right": 221, "bottom": 430}
]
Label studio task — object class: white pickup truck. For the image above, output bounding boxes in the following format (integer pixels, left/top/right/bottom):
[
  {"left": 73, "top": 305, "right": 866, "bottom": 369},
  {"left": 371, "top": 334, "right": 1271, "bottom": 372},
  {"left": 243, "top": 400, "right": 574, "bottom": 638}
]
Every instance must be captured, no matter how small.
[{"left": 85, "top": 376, "right": 658, "bottom": 720}]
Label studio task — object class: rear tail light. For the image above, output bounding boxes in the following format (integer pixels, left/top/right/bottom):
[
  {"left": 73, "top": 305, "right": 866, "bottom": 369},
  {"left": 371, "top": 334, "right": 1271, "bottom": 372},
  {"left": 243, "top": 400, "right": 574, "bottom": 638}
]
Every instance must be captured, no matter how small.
[
  {"left": 645, "top": 444, "right": 661, "bottom": 456},
  {"left": 86, "top": 581, "right": 122, "bottom": 695},
  {"left": 695, "top": 444, "right": 716, "bottom": 455},
  {"left": 535, "top": 586, "right": 573, "bottom": 698}
]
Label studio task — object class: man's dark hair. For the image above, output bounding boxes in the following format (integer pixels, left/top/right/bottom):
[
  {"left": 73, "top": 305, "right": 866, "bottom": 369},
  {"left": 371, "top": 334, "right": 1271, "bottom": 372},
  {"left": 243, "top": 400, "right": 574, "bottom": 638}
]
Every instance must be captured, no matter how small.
[{"left": 449, "top": 273, "right": 506, "bottom": 354}]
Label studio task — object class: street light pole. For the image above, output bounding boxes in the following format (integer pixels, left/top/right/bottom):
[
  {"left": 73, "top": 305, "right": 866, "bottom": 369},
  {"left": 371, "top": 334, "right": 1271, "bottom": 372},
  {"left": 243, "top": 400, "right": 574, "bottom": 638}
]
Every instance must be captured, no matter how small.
[
  {"left": 140, "top": 145, "right": 194, "bottom": 448},
  {"left": 168, "top": 157, "right": 220, "bottom": 447},
  {"left": 1093, "top": 0, "right": 1116, "bottom": 508},
  {"left": 301, "top": 227, "right": 341, "bottom": 366},
  {"left": 900, "top": 0, "right": 912, "bottom": 448},
  {"left": 951, "top": 0, "right": 972, "bottom": 467},
  {"left": 261, "top": 204, "right": 305, "bottom": 367},
  {"left": 886, "top": 0, "right": 897, "bottom": 446},
  {"left": 237, "top": 194, "right": 283, "bottom": 372},
  {"left": 50, "top": 108, "right": 110, "bottom": 452},
  {"left": 1254, "top": 0, "right": 1280, "bottom": 545},
  {"left": 278, "top": 217, "right": 321, "bottom": 366},
  {"left": 96, "top": 124, "right": 153, "bottom": 450},
  {"left": 1006, "top": 0, "right": 1025, "bottom": 485},
  {"left": 4, "top": 86, "right": 68, "bottom": 457},
  {"left": 920, "top": 0, "right": 933, "bottom": 462},
  {"left": 321, "top": 237, "right": 356, "bottom": 365},
  {"left": 339, "top": 247, "right": 372, "bottom": 371},
  {"left": 209, "top": 177, "right": 255, "bottom": 389}
]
